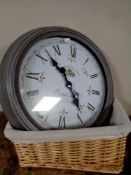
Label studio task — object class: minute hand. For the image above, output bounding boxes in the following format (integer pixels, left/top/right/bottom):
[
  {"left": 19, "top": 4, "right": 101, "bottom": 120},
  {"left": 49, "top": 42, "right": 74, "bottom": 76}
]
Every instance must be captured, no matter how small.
[{"left": 45, "top": 49, "right": 80, "bottom": 111}]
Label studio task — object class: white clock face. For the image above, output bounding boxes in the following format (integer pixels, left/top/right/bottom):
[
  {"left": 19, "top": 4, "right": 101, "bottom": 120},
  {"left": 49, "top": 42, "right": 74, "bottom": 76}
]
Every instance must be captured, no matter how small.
[{"left": 19, "top": 37, "right": 106, "bottom": 129}]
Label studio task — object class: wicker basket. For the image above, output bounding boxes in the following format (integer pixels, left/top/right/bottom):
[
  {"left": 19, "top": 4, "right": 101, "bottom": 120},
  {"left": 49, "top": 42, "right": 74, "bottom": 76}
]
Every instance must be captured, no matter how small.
[{"left": 4, "top": 99, "right": 131, "bottom": 174}]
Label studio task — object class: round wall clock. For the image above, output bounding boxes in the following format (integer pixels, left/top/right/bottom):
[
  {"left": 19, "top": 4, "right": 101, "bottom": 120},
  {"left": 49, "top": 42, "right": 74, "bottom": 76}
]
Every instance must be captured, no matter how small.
[{"left": 0, "top": 27, "right": 113, "bottom": 130}]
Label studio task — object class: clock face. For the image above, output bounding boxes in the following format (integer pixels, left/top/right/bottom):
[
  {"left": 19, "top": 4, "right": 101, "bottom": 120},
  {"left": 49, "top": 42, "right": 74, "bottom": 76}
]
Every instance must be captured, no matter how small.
[{"left": 19, "top": 37, "right": 106, "bottom": 129}]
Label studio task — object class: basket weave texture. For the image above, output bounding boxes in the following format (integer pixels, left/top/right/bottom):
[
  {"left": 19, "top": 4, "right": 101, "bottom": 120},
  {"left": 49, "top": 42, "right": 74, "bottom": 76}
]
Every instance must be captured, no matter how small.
[
  {"left": 4, "top": 99, "right": 131, "bottom": 174},
  {"left": 14, "top": 137, "right": 126, "bottom": 173}
]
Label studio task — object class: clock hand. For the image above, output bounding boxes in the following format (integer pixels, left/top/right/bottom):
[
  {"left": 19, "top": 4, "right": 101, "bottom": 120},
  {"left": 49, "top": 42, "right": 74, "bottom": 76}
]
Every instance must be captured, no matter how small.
[
  {"left": 45, "top": 49, "right": 80, "bottom": 111},
  {"left": 65, "top": 78, "right": 81, "bottom": 112},
  {"left": 63, "top": 76, "right": 81, "bottom": 112},
  {"left": 45, "top": 49, "right": 58, "bottom": 67}
]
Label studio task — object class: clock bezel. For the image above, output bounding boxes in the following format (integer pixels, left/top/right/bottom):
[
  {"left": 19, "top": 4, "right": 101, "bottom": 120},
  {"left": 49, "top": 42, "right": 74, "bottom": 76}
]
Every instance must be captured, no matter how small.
[{"left": 0, "top": 27, "right": 113, "bottom": 130}]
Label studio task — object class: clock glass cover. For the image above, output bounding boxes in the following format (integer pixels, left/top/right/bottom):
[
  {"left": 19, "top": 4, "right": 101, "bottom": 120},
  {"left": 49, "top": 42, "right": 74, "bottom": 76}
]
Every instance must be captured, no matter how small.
[{"left": 19, "top": 37, "right": 106, "bottom": 129}]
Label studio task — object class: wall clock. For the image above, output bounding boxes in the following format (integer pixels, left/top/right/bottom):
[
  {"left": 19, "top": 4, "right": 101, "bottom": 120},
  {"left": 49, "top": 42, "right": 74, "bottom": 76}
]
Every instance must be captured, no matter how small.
[{"left": 0, "top": 27, "right": 113, "bottom": 130}]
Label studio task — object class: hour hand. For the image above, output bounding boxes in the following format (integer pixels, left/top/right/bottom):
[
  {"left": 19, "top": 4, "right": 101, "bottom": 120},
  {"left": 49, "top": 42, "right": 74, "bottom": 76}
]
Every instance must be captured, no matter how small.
[{"left": 45, "top": 49, "right": 66, "bottom": 75}]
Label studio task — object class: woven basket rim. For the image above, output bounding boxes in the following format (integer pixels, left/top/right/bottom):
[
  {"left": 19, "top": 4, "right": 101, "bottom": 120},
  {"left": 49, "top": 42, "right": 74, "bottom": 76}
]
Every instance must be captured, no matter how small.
[{"left": 4, "top": 98, "right": 131, "bottom": 143}]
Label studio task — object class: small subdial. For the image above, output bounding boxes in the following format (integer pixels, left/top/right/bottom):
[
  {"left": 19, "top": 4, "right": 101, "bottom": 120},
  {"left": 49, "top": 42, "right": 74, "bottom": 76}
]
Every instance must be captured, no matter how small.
[{"left": 65, "top": 66, "right": 79, "bottom": 78}]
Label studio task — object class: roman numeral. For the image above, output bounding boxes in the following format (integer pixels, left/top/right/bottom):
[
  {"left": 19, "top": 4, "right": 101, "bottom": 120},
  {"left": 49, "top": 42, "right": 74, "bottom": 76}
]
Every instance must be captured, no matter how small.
[
  {"left": 83, "top": 58, "right": 89, "bottom": 65},
  {"left": 52, "top": 44, "right": 61, "bottom": 55},
  {"left": 90, "top": 74, "right": 98, "bottom": 78},
  {"left": 87, "top": 103, "right": 95, "bottom": 112},
  {"left": 92, "top": 90, "right": 100, "bottom": 95},
  {"left": 70, "top": 46, "right": 76, "bottom": 58},
  {"left": 26, "top": 73, "right": 40, "bottom": 80},
  {"left": 36, "top": 53, "right": 48, "bottom": 62},
  {"left": 39, "top": 114, "right": 48, "bottom": 122},
  {"left": 43, "top": 115, "right": 48, "bottom": 122},
  {"left": 26, "top": 90, "right": 39, "bottom": 97},
  {"left": 58, "top": 116, "right": 66, "bottom": 128},
  {"left": 77, "top": 114, "right": 83, "bottom": 124},
  {"left": 39, "top": 114, "right": 43, "bottom": 119}
]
